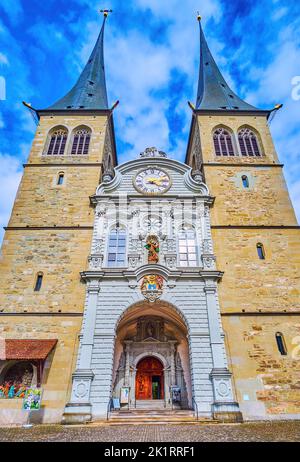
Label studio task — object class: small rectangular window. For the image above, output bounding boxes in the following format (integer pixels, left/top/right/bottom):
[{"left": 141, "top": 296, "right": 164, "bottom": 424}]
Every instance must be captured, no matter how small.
[
  {"left": 57, "top": 174, "right": 64, "bottom": 185},
  {"left": 257, "top": 244, "right": 265, "bottom": 260},
  {"left": 34, "top": 274, "right": 43, "bottom": 292},
  {"left": 276, "top": 333, "right": 287, "bottom": 356}
]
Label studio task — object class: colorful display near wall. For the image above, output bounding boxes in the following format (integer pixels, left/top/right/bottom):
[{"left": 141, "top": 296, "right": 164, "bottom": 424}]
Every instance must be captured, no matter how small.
[
  {"left": 0, "top": 383, "right": 27, "bottom": 399},
  {"left": 22, "top": 388, "right": 42, "bottom": 411}
]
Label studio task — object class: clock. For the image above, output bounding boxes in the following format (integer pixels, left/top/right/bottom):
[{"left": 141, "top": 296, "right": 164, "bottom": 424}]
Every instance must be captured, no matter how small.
[{"left": 134, "top": 168, "right": 171, "bottom": 195}]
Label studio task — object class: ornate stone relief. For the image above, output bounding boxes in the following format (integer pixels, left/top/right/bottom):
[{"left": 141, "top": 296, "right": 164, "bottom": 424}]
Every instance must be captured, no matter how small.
[
  {"left": 140, "top": 147, "right": 167, "bottom": 158},
  {"left": 128, "top": 255, "right": 140, "bottom": 269},
  {"left": 88, "top": 255, "right": 103, "bottom": 270}
]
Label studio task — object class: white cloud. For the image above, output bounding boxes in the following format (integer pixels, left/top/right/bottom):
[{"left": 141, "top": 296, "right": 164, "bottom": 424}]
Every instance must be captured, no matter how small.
[
  {"left": 0, "top": 154, "right": 23, "bottom": 244},
  {"left": 0, "top": 52, "right": 8, "bottom": 65}
]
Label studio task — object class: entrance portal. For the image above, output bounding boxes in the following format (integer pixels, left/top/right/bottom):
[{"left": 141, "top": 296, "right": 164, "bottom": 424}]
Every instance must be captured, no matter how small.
[{"left": 135, "top": 357, "right": 164, "bottom": 400}]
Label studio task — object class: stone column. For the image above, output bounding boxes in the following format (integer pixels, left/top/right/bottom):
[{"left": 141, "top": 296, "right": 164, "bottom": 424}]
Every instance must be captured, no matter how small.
[
  {"left": 124, "top": 341, "right": 132, "bottom": 386},
  {"left": 169, "top": 341, "right": 177, "bottom": 386},
  {"left": 62, "top": 279, "right": 100, "bottom": 424},
  {"left": 204, "top": 280, "right": 242, "bottom": 422}
]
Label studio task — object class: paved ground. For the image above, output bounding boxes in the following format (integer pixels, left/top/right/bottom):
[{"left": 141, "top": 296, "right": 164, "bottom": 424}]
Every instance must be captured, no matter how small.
[{"left": 0, "top": 421, "right": 299, "bottom": 442}]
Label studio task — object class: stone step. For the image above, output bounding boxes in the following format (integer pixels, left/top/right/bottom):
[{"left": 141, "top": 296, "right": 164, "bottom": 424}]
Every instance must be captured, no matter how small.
[{"left": 111, "top": 410, "right": 194, "bottom": 416}]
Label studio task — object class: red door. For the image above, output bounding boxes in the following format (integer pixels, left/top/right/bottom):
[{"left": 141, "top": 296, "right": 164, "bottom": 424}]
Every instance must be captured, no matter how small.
[{"left": 135, "top": 357, "right": 164, "bottom": 400}]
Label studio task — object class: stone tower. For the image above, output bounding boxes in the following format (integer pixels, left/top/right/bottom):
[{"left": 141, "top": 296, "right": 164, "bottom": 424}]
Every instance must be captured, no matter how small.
[
  {"left": 186, "top": 17, "right": 300, "bottom": 420},
  {"left": 0, "top": 13, "right": 117, "bottom": 423}
]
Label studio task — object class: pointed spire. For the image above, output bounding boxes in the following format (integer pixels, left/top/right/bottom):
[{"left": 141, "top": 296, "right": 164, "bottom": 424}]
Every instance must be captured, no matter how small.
[
  {"left": 196, "top": 16, "right": 261, "bottom": 111},
  {"left": 47, "top": 12, "right": 109, "bottom": 111}
]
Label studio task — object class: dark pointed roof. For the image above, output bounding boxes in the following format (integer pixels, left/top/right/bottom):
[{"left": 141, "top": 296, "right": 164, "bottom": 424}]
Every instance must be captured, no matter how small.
[
  {"left": 46, "top": 15, "right": 109, "bottom": 111},
  {"left": 196, "top": 18, "right": 261, "bottom": 112}
]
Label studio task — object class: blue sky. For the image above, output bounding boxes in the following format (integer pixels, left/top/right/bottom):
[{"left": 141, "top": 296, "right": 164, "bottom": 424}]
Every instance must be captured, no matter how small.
[{"left": 0, "top": 0, "right": 299, "bottom": 244}]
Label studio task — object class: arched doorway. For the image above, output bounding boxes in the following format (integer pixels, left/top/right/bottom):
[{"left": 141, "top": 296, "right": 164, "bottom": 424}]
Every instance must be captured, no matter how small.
[{"left": 136, "top": 356, "right": 164, "bottom": 400}]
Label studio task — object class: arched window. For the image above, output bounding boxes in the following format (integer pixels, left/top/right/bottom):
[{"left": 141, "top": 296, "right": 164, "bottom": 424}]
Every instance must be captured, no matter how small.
[
  {"left": 71, "top": 127, "right": 91, "bottom": 155},
  {"left": 57, "top": 172, "right": 64, "bottom": 185},
  {"left": 47, "top": 127, "right": 68, "bottom": 156},
  {"left": 213, "top": 128, "right": 235, "bottom": 156},
  {"left": 178, "top": 227, "right": 198, "bottom": 267},
  {"left": 238, "top": 128, "right": 261, "bottom": 157},
  {"left": 107, "top": 227, "right": 127, "bottom": 267},
  {"left": 34, "top": 273, "right": 43, "bottom": 292},
  {"left": 242, "top": 175, "right": 249, "bottom": 188},
  {"left": 275, "top": 332, "right": 287, "bottom": 356},
  {"left": 0, "top": 362, "right": 33, "bottom": 398},
  {"left": 256, "top": 243, "right": 265, "bottom": 260}
]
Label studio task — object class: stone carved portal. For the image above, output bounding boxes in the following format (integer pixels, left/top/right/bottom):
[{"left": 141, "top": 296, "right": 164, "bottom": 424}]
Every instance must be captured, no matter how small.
[
  {"left": 112, "top": 311, "right": 191, "bottom": 409},
  {"left": 135, "top": 357, "right": 164, "bottom": 400}
]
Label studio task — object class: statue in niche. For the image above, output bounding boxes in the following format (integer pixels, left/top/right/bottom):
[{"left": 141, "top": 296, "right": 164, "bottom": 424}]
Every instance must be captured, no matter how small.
[
  {"left": 146, "top": 322, "right": 155, "bottom": 338},
  {"left": 145, "top": 235, "right": 159, "bottom": 263}
]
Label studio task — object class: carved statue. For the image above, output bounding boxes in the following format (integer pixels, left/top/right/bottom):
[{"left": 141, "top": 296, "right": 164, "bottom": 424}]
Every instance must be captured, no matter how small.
[
  {"left": 145, "top": 235, "right": 159, "bottom": 263},
  {"left": 146, "top": 322, "right": 155, "bottom": 338}
]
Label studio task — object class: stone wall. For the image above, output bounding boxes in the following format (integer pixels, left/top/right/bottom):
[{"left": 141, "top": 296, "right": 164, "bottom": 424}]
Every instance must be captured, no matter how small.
[
  {"left": 0, "top": 316, "right": 82, "bottom": 425},
  {"left": 0, "top": 229, "right": 92, "bottom": 313},
  {"left": 188, "top": 113, "right": 300, "bottom": 420},
  {"left": 212, "top": 228, "right": 300, "bottom": 313},
  {"left": 0, "top": 113, "right": 109, "bottom": 423},
  {"left": 222, "top": 315, "right": 300, "bottom": 419}
]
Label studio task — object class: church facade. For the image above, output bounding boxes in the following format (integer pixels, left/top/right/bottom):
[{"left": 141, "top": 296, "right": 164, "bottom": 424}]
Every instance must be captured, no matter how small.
[{"left": 0, "top": 13, "right": 299, "bottom": 425}]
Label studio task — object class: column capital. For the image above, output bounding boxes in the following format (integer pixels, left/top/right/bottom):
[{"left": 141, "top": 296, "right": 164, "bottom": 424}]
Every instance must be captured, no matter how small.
[{"left": 87, "top": 280, "right": 101, "bottom": 294}]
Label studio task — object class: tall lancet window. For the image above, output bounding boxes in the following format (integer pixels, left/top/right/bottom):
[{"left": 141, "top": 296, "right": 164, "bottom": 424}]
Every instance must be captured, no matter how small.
[
  {"left": 238, "top": 128, "right": 261, "bottom": 157},
  {"left": 213, "top": 128, "right": 235, "bottom": 156},
  {"left": 107, "top": 227, "right": 127, "bottom": 267},
  {"left": 71, "top": 127, "right": 91, "bottom": 155},
  {"left": 47, "top": 127, "right": 68, "bottom": 156},
  {"left": 178, "top": 227, "right": 198, "bottom": 267}
]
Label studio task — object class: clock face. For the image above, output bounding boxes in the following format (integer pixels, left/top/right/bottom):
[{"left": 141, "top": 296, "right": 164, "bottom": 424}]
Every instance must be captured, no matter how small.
[{"left": 134, "top": 168, "right": 171, "bottom": 195}]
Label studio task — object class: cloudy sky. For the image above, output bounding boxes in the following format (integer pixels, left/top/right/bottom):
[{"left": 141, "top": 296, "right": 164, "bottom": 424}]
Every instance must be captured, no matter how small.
[{"left": 0, "top": 0, "right": 299, "bottom": 244}]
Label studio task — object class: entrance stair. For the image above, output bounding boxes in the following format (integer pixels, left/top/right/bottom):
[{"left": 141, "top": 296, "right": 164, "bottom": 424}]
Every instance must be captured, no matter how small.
[{"left": 106, "top": 401, "right": 216, "bottom": 425}]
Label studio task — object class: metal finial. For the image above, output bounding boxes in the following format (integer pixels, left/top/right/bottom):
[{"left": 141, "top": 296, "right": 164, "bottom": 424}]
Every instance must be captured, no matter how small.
[
  {"left": 197, "top": 12, "right": 202, "bottom": 21},
  {"left": 100, "top": 9, "right": 113, "bottom": 17}
]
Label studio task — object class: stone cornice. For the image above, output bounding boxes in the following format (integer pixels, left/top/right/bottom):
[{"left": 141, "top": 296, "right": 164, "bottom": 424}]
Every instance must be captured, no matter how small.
[
  {"left": 23, "top": 163, "right": 103, "bottom": 168},
  {"left": 221, "top": 311, "right": 300, "bottom": 316},
  {"left": 4, "top": 226, "right": 93, "bottom": 231},
  {"left": 89, "top": 194, "right": 215, "bottom": 207},
  {"left": 211, "top": 225, "right": 300, "bottom": 229},
  {"left": 202, "top": 163, "right": 284, "bottom": 168},
  {"left": 80, "top": 266, "right": 223, "bottom": 282},
  {"left": 0, "top": 312, "right": 83, "bottom": 317}
]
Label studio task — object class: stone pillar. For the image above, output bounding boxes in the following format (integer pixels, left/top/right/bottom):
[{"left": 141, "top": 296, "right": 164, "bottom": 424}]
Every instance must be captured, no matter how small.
[
  {"left": 164, "top": 367, "right": 171, "bottom": 409},
  {"left": 188, "top": 332, "right": 213, "bottom": 417},
  {"left": 169, "top": 341, "right": 177, "bottom": 386},
  {"left": 124, "top": 341, "right": 132, "bottom": 386},
  {"left": 204, "top": 280, "right": 243, "bottom": 423},
  {"left": 62, "top": 279, "right": 100, "bottom": 424}
]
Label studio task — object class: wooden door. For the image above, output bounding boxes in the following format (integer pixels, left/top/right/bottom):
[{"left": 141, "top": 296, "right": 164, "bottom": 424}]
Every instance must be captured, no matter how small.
[{"left": 135, "top": 357, "right": 164, "bottom": 400}]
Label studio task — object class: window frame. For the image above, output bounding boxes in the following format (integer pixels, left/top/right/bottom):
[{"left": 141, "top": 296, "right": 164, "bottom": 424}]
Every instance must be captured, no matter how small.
[
  {"left": 177, "top": 226, "right": 199, "bottom": 268},
  {"left": 34, "top": 273, "right": 43, "bottom": 292},
  {"left": 45, "top": 126, "right": 68, "bottom": 157},
  {"left": 213, "top": 127, "right": 236, "bottom": 157},
  {"left": 242, "top": 175, "right": 249, "bottom": 188},
  {"left": 275, "top": 332, "right": 288, "bottom": 356},
  {"left": 105, "top": 226, "right": 128, "bottom": 268},
  {"left": 238, "top": 127, "right": 262, "bottom": 157},
  {"left": 70, "top": 126, "right": 92, "bottom": 156},
  {"left": 57, "top": 172, "right": 64, "bottom": 185},
  {"left": 256, "top": 243, "right": 265, "bottom": 260}
]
